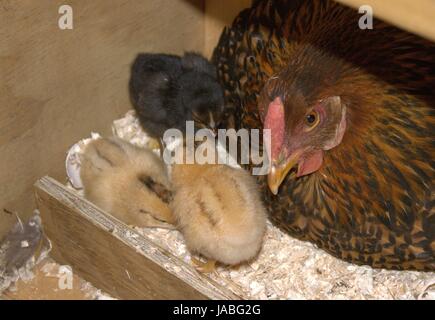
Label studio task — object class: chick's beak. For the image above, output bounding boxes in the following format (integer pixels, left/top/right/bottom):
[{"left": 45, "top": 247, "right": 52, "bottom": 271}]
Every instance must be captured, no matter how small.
[{"left": 267, "top": 151, "right": 301, "bottom": 195}]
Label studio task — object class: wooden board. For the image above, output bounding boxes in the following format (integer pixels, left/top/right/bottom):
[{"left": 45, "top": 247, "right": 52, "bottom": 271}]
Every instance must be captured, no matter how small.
[
  {"left": 336, "top": 0, "right": 435, "bottom": 42},
  {"left": 0, "top": 0, "right": 205, "bottom": 240},
  {"left": 35, "top": 176, "right": 240, "bottom": 300}
]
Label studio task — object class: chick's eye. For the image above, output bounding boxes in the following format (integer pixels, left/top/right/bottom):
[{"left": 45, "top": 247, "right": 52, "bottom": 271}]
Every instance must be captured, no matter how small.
[{"left": 305, "top": 111, "right": 320, "bottom": 129}]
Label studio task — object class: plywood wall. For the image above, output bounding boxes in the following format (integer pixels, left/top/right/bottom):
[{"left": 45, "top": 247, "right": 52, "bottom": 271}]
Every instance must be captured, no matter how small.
[
  {"left": 0, "top": 0, "right": 205, "bottom": 239},
  {"left": 204, "top": 0, "right": 252, "bottom": 58}
]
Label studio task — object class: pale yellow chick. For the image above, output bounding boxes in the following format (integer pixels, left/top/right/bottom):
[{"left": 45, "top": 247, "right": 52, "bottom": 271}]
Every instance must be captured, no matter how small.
[
  {"left": 80, "top": 137, "right": 174, "bottom": 228},
  {"left": 171, "top": 163, "right": 267, "bottom": 272}
]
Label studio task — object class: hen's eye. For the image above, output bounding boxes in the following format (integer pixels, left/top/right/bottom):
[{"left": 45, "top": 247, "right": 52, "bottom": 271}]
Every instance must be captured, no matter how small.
[
  {"left": 306, "top": 114, "right": 316, "bottom": 124},
  {"left": 305, "top": 111, "right": 320, "bottom": 129}
]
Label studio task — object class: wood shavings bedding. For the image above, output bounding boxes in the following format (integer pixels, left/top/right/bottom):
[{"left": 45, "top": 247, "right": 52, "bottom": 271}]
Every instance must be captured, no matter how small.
[{"left": 66, "top": 110, "right": 434, "bottom": 300}]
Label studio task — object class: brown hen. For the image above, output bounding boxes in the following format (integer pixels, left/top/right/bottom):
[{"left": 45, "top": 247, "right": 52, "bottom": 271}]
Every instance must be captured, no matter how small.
[{"left": 213, "top": 0, "right": 435, "bottom": 270}]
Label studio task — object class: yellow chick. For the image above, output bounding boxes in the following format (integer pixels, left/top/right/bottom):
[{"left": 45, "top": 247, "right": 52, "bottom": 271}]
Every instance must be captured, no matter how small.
[
  {"left": 171, "top": 163, "right": 267, "bottom": 272},
  {"left": 80, "top": 137, "right": 175, "bottom": 228}
]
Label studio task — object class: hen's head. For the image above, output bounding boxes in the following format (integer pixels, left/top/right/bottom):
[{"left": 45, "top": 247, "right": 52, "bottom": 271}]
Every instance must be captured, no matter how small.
[{"left": 260, "top": 74, "right": 347, "bottom": 195}]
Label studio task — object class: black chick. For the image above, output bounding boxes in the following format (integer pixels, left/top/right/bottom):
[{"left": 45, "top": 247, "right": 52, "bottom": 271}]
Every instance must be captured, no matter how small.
[{"left": 129, "top": 52, "right": 225, "bottom": 140}]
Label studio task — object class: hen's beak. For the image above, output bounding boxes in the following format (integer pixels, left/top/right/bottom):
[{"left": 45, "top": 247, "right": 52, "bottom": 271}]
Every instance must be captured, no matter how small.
[{"left": 268, "top": 151, "right": 301, "bottom": 195}]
